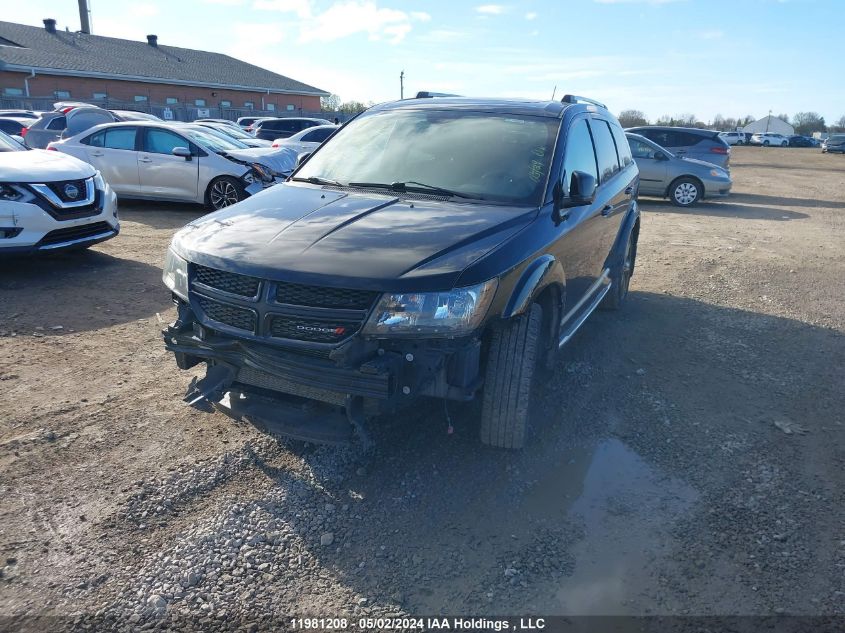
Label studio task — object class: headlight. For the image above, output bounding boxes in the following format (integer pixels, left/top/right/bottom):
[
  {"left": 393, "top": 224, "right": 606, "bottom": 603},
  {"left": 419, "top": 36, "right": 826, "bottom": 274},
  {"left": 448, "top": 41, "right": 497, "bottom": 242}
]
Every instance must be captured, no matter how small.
[
  {"left": 362, "top": 279, "right": 498, "bottom": 337},
  {"left": 162, "top": 247, "right": 189, "bottom": 300},
  {"left": 0, "top": 183, "right": 23, "bottom": 201},
  {"left": 251, "top": 163, "right": 273, "bottom": 183},
  {"left": 709, "top": 169, "right": 728, "bottom": 177},
  {"left": 93, "top": 171, "right": 105, "bottom": 192}
]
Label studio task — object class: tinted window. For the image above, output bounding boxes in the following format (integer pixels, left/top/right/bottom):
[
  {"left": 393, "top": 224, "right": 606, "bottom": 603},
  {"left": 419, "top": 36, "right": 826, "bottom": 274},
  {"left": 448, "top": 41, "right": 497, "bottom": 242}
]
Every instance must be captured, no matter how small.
[
  {"left": 590, "top": 119, "right": 621, "bottom": 182},
  {"left": 561, "top": 119, "right": 598, "bottom": 196},
  {"left": 46, "top": 116, "right": 66, "bottom": 131},
  {"left": 609, "top": 122, "right": 633, "bottom": 167},
  {"left": 85, "top": 127, "right": 136, "bottom": 150},
  {"left": 0, "top": 120, "right": 20, "bottom": 134},
  {"left": 301, "top": 128, "right": 334, "bottom": 143},
  {"left": 146, "top": 128, "right": 188, "bottom": 154}
]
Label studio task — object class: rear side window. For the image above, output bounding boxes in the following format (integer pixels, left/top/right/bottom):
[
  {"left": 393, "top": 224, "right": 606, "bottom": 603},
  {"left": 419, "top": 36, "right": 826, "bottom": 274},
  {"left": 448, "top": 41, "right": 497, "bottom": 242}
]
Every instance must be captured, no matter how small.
[
  {"left": 85, "top": 127, "right": 137, "bottom": 150},
  {"left": 589, "top": 119, "right": 621, "bottom": 183},
  {"left": 561, "top": 119, "right": 598, "bottom": 196},
  {"left": 608, "top": 122, "right": 633, "bottom": 168},
  {"left": 46, "top": 116, "right": 66, "bottom": 131},
  {"left": 276, "top": 120, "right": 298, "bottom": 133},
  {"left": 301, "top": 128, "right": 333, "bottom": 143}
]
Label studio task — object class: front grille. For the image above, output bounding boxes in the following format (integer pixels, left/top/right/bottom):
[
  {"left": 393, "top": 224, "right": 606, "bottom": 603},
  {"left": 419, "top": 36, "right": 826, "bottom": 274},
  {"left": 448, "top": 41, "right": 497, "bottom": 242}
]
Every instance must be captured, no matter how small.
[
  {"left": 46, "top": 178, "right": 89, "bottom": 203},
  {"left": 194, "top": 265, "right": 260, "bottom": 298},
  {"left": 197, "top": 296, "right": 256, "bottom": 332},
  {"left": 38, "top": 221, "right": 112, "bottom": 246},
  {"left": 275, "top": 281, "right": 378, "bottom": 310},
  {"left": 269, "top": 315, "right": 361, "bottom": 343}
]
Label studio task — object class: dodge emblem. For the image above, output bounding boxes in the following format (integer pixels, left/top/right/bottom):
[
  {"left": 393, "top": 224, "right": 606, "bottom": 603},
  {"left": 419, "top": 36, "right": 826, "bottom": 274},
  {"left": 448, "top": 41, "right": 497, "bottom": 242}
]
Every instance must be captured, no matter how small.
[{"left": 63, "top": 183, "right": 80, "bottom": 199}]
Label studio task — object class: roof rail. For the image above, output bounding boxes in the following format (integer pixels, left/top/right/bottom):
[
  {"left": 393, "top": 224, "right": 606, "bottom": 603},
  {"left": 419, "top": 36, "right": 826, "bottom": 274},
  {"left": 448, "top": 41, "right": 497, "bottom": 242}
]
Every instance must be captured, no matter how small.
[
  {"left": 561, "top": 94, "right": 607, "bottom": 109},
  {"left": 415, "top": 91, "right": 462, "bottom": 99}
]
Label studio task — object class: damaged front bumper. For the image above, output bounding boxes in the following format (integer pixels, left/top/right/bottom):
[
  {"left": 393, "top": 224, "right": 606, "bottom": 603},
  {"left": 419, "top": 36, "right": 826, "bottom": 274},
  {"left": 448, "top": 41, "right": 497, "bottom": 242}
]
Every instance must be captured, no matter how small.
[{"left": 162, "top": 304, "right": 483, "bottom": 444}]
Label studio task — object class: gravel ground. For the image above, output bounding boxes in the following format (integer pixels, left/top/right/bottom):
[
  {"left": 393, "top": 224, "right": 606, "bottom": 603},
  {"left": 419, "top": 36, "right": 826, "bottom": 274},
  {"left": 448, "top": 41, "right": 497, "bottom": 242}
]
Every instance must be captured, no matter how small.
[{"left": 1, "top": 147, "right": 844, "bottom": 630}]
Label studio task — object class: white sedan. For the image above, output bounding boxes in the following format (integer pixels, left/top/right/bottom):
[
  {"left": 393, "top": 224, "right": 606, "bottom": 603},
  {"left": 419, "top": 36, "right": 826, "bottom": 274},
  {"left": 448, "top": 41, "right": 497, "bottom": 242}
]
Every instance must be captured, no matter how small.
[
  {"left": 0, "top": 130, "right": 119, "bottom": 254},
  {"left": 271, "top": 125, "right": 338, "bottom": 154}
]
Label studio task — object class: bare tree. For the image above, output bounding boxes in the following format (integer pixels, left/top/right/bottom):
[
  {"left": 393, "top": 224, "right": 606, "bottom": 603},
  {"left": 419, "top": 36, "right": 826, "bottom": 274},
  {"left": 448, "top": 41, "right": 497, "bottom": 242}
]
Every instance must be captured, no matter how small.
[
  {"left": 776, "top": 113, "right": 791, "bottom": 124},
  {"left": 792, "top": 112, "right": 826, "bottom": 136},
  {"left": 617, "top": 109, "right": 649, "bottom": 127},
  {"left": 830, "top": 115, "right": 845, "bottom": 133},
  {"left": 320, "top": 94, "right": 342, "bottom": 112}
]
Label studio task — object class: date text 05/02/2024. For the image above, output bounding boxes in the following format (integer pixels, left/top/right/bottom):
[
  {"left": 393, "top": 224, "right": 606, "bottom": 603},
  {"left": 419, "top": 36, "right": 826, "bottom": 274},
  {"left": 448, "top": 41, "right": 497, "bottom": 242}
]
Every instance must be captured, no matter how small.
[{"left": 289, "top": 617, "right": 547, "bottom": 631}]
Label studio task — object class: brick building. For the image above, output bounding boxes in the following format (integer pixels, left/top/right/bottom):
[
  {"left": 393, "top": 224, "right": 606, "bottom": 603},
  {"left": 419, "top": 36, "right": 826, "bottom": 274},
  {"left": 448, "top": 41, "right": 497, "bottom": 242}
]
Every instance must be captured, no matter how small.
[{"left": 0, "top": 19, "right": 328, "bottom": 120}]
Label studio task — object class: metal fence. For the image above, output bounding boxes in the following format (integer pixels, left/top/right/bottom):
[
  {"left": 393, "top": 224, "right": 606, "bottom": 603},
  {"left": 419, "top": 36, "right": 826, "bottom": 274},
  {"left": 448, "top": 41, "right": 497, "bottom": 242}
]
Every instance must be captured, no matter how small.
[{"left": 0, "top": 95, "right": 355, "bottom": 123}]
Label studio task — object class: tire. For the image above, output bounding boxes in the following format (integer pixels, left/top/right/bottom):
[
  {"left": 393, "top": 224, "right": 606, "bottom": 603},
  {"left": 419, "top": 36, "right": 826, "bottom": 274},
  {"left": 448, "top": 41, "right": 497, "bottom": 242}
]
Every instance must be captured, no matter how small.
[
  {"left": 781, "top": 141, "right": 788, "bottom": 147},
  {"left": 601, "top": 228, "right": 636, "bottom": 311},
  {"left": 480, "top": 303, "right": 542, "bottom": 449},
  {"left": 206, "top": 176, "right": 246, "bottom": 211},
  {"left": 763, "top": 140, "right": 770, "bottom": 147},
  {"left": 669, "top": 177, "right": 702, "bottom": 207}
]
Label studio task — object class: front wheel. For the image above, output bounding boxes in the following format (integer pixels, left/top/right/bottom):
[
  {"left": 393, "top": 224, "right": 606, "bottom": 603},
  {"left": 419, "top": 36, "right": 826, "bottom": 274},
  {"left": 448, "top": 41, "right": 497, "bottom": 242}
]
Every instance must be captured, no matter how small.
[
  {"left": 781, "top": 141, "right": 788, "bottom": 147},
  {"left": 763, "top": 140, "right": 770, "bottom": 147},
  {"left": 480, "top": 303, "right": 542, "bottom": 449},
  {"left": 670, "top": 177, "right": 702, "bottom": 207},
  {"left": 206, "top": 177, "right": 246, "bottom": 210}
]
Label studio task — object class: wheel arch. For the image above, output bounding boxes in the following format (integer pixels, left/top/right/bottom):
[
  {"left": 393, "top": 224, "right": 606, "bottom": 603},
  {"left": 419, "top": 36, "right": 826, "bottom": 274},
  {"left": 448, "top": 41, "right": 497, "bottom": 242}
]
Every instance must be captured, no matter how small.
[
  {"left": 500, "top": 255, "right": 566, "bottom": 321},
  {"left": 665, "top": 175, "right": 705, "bottom": 200}
]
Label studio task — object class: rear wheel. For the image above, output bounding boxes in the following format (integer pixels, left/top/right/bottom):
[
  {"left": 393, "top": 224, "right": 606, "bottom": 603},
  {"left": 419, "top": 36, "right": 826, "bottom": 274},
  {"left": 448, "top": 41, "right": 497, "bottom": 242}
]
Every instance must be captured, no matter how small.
[
  {"left": 206, "top": 176, "right": 246, "bottom": 211},
  {"left": 763, "top": 140, "right": 770, "bottom": 147},
  {"left": 781, "top": 141, "right": 788, "bottom": 147},
  {"left": 601, "top": 228, "right": 636, "bottom": 310},
  {"left": 480, "top": 303, "right": 542, "bottom": 449},
  {"left": 669, "top": 177, "right": 702, "bottom": 207}
]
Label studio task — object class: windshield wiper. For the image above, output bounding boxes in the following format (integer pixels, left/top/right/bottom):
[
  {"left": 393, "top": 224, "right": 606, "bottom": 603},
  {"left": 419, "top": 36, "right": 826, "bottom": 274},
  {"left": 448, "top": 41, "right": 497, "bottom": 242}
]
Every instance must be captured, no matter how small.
[
  {"left": 347, "top": 181, "right": 478, "bottom": 200},
  {"left": 290, "top": 176, "right": 346, "bottom": 187}
]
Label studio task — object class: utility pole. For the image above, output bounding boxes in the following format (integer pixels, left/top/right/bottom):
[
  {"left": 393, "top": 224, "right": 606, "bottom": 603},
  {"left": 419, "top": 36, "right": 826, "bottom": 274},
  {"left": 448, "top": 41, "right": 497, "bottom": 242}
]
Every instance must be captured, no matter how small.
[
  {"left": 766, "top": 109, "right": 771, "bottom": 132},
  {"left": 400, "top": 70, "right": 404, "bottom": 99}
]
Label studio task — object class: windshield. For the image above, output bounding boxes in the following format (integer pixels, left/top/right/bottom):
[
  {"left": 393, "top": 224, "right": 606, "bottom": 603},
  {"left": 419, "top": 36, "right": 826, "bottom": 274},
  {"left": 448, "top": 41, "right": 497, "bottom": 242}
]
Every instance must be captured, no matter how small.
[
  {"left": 0, "top": 130, "right": 24, "bottom": 152},
  {"left": 296, "top": 109, "right": 560, "bottom": 205},
  {"left": 210, "top": 125, "right": 252, "bottom": 140},
  {"left": 184, "top": 128, "right": 249, "bottom": 151}
]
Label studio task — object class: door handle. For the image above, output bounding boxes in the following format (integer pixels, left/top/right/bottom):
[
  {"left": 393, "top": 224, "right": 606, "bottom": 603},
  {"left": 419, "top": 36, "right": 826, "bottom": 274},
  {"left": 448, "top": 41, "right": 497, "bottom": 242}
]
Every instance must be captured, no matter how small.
[
  {"left": 139, "top": 157, "right": 152, "bottom": 163},
  {"left": 90, "top": 151, "right": 104, "bottom": 157},
  {"left": 601, "top": 205, "right": 613, "bottom": 216},
  {"left": 624, "top": 186, "right": 634, "bottom": 195}
]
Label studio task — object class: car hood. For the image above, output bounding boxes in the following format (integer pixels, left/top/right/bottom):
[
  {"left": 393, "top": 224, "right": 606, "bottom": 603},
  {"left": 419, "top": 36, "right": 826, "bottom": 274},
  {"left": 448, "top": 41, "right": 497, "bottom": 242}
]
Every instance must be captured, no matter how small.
[
  {"left": 0, "top": 148, "right": 95, "bottom": 181},
  {"left": 222, "top": 147, "right": 297, "bottom": 175},
  {"left": 172, "top": 183, "right": 537, "bottom": 291}
]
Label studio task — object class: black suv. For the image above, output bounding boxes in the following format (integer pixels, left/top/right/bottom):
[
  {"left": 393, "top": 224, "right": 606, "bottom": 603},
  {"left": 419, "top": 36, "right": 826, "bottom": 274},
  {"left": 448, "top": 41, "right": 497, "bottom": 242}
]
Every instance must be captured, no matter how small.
[
  {"left": 162, "top": 95, "right": 640, "bottom": 449},
  {"left": 252, "top": 117, "right": 333, "bottom": 141}
]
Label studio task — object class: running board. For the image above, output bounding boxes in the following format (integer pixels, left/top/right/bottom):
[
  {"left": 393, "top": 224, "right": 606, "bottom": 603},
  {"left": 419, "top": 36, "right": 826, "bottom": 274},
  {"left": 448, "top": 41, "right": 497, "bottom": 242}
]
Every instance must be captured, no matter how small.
[{"left": 558, "top": 271, "right": 611, "bottom": 349}]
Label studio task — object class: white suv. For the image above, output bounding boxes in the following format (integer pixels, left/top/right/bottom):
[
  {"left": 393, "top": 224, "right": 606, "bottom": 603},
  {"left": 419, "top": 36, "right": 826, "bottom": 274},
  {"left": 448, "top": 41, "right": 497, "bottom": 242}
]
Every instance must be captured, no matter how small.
[
  {"left": 750, "top": 132, "right": 789, "bottom": 147},
  {"left": 718, "top": 131, "right": 748, "bottom": 146},
  {"left": 0, "top": 130, "right": 118, "bottom": 254}
]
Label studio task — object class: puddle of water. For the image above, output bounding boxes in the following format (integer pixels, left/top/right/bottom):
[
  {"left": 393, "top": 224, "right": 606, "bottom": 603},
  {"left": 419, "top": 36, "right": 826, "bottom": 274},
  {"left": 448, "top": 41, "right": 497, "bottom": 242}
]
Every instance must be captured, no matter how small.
[{"left": 524, "top": 438, "right": 697, "bottom": 615}]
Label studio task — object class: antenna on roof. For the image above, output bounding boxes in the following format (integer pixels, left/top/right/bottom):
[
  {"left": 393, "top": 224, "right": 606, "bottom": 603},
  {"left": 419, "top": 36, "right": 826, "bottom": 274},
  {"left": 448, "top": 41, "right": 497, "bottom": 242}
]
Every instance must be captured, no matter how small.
[{"left": 551, "top": 85, "right": 557, "bottom": 100}]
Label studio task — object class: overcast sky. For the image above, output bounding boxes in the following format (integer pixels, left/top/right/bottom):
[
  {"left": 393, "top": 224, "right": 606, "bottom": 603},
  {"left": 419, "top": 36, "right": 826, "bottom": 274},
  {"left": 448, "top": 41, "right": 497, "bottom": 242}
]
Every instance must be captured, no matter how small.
[{"left": 13, "top": 0, "right": 845, "bottom": 122}]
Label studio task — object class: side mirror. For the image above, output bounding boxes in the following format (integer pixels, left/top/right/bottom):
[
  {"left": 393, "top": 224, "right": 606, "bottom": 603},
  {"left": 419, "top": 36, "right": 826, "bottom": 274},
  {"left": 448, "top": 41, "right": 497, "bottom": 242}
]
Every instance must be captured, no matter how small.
[
  {"left": 561, "top": 171, "right": 597, "bottom": 209},
  {"left": 653, "top": 151, "right": 667, "bottom": 161},
  {"left": 172, "top": 146, "right": 192, "bottom": 160},
  {"left": 295, "top": 151, "right": 312, "bottom": 168}
]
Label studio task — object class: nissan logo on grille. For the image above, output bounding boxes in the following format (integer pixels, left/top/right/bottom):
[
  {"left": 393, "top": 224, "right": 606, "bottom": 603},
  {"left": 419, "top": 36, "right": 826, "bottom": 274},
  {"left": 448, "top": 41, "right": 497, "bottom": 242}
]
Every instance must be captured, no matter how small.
[
  {"left": 63, "top": 183, "right": 80, "bottom": 199},
  {"left": 296, "top": 325, "right": 346, "bottom": 335}
]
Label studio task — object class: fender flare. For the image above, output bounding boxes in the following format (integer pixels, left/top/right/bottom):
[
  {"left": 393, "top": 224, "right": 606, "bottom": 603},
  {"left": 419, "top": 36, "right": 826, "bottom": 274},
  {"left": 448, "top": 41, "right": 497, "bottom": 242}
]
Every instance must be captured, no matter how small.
[
  {"left": 604, "top": 200, "right": 641, "bottom": 273},
  {"left": 501, "top": 254, "right": 566, "bottom": 320}
]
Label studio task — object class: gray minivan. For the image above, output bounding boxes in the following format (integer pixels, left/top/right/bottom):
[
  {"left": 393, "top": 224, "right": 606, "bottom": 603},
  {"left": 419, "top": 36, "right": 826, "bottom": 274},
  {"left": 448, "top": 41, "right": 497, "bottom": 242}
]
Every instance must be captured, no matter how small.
[{"left": 625, "top": 126, "right": 731, "bottom": 170}]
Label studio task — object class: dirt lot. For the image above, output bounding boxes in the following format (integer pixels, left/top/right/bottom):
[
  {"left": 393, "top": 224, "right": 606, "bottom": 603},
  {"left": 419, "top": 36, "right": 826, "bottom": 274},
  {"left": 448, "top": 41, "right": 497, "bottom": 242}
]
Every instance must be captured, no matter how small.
[{"left": 1, "top": 147, "right": 844, "bottom": 629}]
